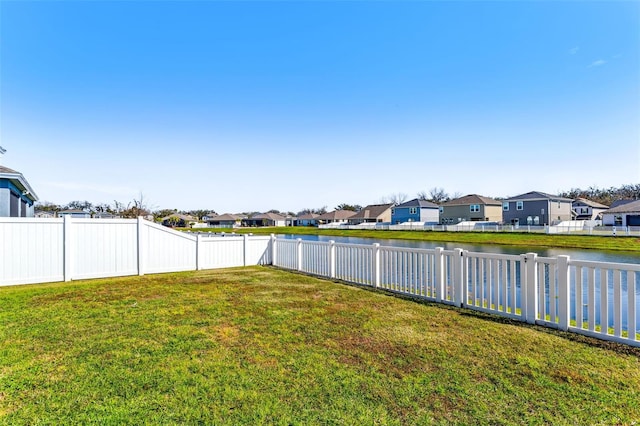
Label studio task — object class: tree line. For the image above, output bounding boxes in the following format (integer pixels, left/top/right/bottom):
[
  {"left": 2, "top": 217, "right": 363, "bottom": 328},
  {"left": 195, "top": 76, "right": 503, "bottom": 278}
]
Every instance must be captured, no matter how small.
[{"left": 35, "top": 184, "right": 639, "bottom": 219}]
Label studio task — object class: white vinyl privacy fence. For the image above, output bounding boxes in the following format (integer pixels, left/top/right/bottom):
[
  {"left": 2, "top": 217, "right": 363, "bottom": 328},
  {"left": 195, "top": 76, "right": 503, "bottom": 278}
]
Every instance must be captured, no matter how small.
[
  {"left": 273, "top": 238, "right": 640, "bottom": 347},
  {"left": 0, "top": 217, "right": 271, "bottom": 286}
]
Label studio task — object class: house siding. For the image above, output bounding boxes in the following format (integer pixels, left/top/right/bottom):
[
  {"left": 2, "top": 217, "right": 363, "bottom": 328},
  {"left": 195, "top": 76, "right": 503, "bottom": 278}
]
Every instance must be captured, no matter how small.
[
  {"left": 503, "top": 199, "right": 572, "bottom": 225},
  {"left": 392, "top": 207, "right": 439, "bottom": 224},
  {"left": 0, "top": 180, "right": 35, "bottom": 217},
  {"left": 440, "top": 205, "right": 502, "bottom": 224}
]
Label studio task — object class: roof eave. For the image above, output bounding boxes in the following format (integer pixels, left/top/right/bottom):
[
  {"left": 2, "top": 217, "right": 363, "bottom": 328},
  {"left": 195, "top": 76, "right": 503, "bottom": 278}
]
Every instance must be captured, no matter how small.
[{"left": 0, "top": 172, "right": 39, "bottom": 202}]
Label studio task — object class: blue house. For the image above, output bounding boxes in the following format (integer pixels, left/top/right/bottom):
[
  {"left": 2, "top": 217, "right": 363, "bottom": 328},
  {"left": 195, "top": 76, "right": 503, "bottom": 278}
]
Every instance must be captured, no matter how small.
[
  {"left": 391, "top": 198, "right": 439, "bottom": 224},
  {"left": 0, "top": 147, "right": 39, "bottom": 217}
]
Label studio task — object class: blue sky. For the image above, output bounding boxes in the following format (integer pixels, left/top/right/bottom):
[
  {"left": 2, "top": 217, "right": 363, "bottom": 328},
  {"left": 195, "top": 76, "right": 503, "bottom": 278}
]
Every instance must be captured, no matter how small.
[{"left": 1, "top": 1, "right": 638, "bottom": 213}]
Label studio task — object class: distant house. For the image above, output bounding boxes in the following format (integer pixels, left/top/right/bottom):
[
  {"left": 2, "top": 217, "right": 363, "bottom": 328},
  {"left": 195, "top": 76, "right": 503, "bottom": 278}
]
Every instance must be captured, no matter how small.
[
  {"left": 161, "top": 214, "right": 196, "bottom": 228},
  {"left": 58, "top": 209, "right": 91, "bottom": 219},
  {"left": 315, "top": 209, "right": 357, "bottom": 225},
  {"left": 34, "top": 210, "right": 56, "bottom": 218},
  {"left": 348, "top": 203, "right": 394, "bottom": 225},
  {"left": 572, "top": 198, "right": 609, "bottom": 221},
  {"left": 502, "top": 191, "right": 573, "bottom": 226},
  {"left": 439, "top": 194, "right": 502, "bottom": 225},
  {"left": 206, "top": 213, "right": 243, "bottom": 228},
  {"left": 0, "top": 147, "right": 39, "bottom": 217},
  {"left": 602, "top": 200, "right": 640, "bottom": 227},
  {"left": 93, "top": 212, "right": 120, "bottom": 219},
  {"left": 242, "top": 212, "right": 287, "bottom": 227},
  {"left": 391, "top": 199, "right": 439, "bottom": 224},
  {"left": 295, "top": 213, "right": 318, "bottom": 226}
]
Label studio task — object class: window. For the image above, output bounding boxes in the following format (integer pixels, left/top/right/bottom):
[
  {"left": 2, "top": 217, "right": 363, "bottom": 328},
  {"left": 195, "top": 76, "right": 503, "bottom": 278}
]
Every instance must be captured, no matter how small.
[
  {"left": 470, "top": 204, "right": 480, "bottom": 212},
  {"left": 391, "top": 208, "right": 395, "bottom": 215},
  {"left": 409, "top": 207, "right": 417, "bottom": 215},
  {"left": 503, "top": 202, "right": 509, "bottom": 211},
  {"left": 516, "top": 201, "right": 523, "bottom": 210},
  {"left": 439, "top": 207, "right": 444, "bottom": 213}
]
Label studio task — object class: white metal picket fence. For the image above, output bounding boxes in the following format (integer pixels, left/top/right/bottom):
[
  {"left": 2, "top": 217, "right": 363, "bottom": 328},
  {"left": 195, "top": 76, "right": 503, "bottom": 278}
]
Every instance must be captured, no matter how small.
[
  {"left": 272, "top": 238, "right": 640, "bottom": 347},
  {"left": 0, "top": 217, "right": 271, "bottom": 286}
]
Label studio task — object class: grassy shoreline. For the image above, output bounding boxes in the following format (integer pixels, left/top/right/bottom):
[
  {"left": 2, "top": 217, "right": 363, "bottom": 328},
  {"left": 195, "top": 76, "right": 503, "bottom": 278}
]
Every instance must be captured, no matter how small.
[
  {"left": 2, "top": 267, "right": 640, "bottom": 424},
  {"left": 189, "top": 226, "right": 640, "bottom": 253}
]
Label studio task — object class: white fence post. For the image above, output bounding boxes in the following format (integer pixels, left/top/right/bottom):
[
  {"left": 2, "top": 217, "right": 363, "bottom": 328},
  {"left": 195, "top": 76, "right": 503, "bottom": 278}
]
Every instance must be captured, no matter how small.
[
  {"left": 63, "top": 215, "right": 73, "bottom": 282},
  {"left": 557, "top": 255, "right": 571, "bottom": 331},
  {"left": 373, "top": 243, "right": 380, "bottom": 288},
  {"left": 196, "top": 234, "right": 203, "bottom": 271},
  {"left": 435, "top": 247, "right": 444, "bottom": 302},
  {"left": 522, "top": 252, "right": 538, "bottom": 324},
  {"left": 243, "top": 234, "right": 249, "bottom": 266},
  {"left": 329, "top": 240, "right": 336, "bottom": 279},
  {"left": 296, "top": 238, "right": 303, "bottom": 271},
  {"left": 137, "top": 216, "right": 145, "bottom": 276},
  {"left": 453, "top": 248, "right": 465, "bottom": 307},
  {"left": 271, "top": 234, "right": 277, "bottom": 266}
]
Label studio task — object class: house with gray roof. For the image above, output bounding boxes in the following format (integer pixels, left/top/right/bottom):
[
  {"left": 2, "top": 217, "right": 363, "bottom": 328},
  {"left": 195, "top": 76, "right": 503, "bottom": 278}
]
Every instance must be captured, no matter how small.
[
  {"left": 206, "top": 213, "right": 243, "bottom": 228},
  {"left": 391, "top": 198, "right": 439, "bottom": 224},
  {"left": 295, "top": 213, "right": 318, "bottom": 226},
  {"left": 439, "top": 194, "right": 502, "bottom": 225},
  {"left": 0, "top": 147, "right": 39, "bottom": 217},
  {"left": 572, "top": 198, "right": 609, "bottom": 221},
  {"left": 502, "top": 191, "right": 573, "bottom": 226},
  {"left": 348, "top": 203, "right": 394, "bottom": 225},
  {"left": 58, "top": 209, "right": 91, "bottom": 218},
  {"left": 602, "top": 200, "right": 640, "bottom": 227},
  {"left": 315, "top": 209, "right": 356, "bottom": 225},
  {"left": 242, "top": 212, "right": 287, "bottom": 227}
]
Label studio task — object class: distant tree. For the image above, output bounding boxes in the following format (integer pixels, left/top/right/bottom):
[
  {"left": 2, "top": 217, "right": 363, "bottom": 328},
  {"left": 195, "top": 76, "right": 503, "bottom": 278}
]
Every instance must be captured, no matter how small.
[
  {"left": 416, "top": 191, "right": 429, "bottom": 201},
  {"left": 558, "top": 184, "right": 640, "bottom": 206},
  {"left": 94, "top": 203, "right": 113, "bottom": 214},
  {"left": 120, "top": 192, "right": 154, "bottom": 218},
  {"left": 298, "top": 206, "right": 327, "bottom": 215},
  {"left": 65, "top": 200, "right": 94, "bottom": 212},
  {"left": 427, "top": 187, "right": 449, "bottom": 203},
  {"left": 267, "top": 209, "right": 281, "bottom": 214},
  {"left": 34, "top": 201, "right": 61, "bottom": 212},
  {"left": 335, "top": 203, "right": 362, "bottom": 212},
  {"left": 379, "top": 193, "right": 408, "bottom": 205},
  {"left": 154, "top": 209, "right": 178, "bottom": 221},
  {"left": 188, "top": 209, "right": 211, "bottom": 220}
]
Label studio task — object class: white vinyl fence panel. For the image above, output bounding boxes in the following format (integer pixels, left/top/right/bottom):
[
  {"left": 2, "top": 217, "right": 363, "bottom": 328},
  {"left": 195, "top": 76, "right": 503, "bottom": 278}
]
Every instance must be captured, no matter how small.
[
  {"left": 143, "top": 221, "right": 197, "bottom": 274},
  {"left": 71, "top": 218, "right": 139, "bottom": 280},
  {"left": 0, "top": 218, "right": 64, "bottom": 285},
  {"left": 0, "top": 217, "right": 273, "bottom": 286}
]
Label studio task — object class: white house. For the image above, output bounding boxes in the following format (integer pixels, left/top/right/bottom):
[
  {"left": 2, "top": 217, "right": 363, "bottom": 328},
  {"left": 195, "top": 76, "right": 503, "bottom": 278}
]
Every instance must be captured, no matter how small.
[
  {"left": 0, "top": 147, "right": 39, "bottom": 217},
  {"left": 572, "top": 198, "right": 609, "bottom": 221},
  {"left": 602, "top": 200, "right": 640, "bottom": 227}
]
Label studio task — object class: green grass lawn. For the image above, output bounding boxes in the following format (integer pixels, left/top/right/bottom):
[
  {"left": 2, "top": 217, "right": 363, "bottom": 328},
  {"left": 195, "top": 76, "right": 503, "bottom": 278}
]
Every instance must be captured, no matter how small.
[
  {"left": 2, "top": 267, "right": 640, "bottom": 424},
  {"left": 220, "top": 226, "right": 640, "bottom": 253}
]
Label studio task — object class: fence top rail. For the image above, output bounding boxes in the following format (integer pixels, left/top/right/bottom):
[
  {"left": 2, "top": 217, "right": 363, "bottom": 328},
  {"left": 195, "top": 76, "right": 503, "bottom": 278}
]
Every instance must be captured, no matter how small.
[
  {"left": 535, "top": 256, "right": 558, "bottom": 265},
  {"left": 463, "top": 251, "right": 522, "bottom": 262},
  {"left": 0, "top": 217, "right": 63, "bottom": 224},
  {"left": 334, "top": 242, "right": 375, "bottom": 250},
  {"left": 379, "top": 246, "right": 437, "bottom": 256},
  {"left": 569, "top": 259, "right": 640, "bottom": 272}
]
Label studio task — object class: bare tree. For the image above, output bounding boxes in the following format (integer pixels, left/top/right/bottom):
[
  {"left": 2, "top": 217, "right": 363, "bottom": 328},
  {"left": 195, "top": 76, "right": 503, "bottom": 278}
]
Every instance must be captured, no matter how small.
[
  {"left": 380, "top": 193, "right": 408, "bottom": 205},
  {"left": 428, "top": 187, "right": 449, "bottom": 203}
]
